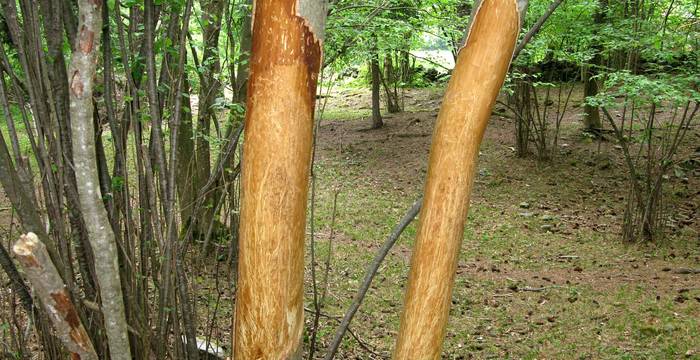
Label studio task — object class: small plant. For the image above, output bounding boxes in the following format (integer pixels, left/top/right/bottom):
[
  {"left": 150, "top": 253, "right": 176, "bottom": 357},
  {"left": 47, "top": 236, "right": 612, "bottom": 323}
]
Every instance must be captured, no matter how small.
[
  {"left": 505, "top": 69, "right": 574, "bottom": 160},
  {"left": 588, "top": 71, "right": 699, "bottom": 242}
]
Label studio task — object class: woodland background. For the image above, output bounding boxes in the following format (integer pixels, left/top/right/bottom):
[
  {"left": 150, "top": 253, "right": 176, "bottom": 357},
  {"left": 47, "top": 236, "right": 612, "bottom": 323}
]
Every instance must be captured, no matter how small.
[{"left": 0, "top": 0, "right": 698, "bottom": 358}]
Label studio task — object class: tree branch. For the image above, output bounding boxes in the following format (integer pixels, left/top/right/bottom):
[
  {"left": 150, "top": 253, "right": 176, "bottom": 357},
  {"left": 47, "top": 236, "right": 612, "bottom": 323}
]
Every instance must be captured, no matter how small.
[
  {"left": 13, "top": 233, "right": 97, "bottom": 360},
  {"left": 512, "top": 0, "right": 565, "bottom": 59}
]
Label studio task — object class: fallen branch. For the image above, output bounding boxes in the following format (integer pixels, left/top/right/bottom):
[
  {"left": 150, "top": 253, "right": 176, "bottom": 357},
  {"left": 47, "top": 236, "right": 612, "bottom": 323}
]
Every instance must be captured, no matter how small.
[
  {"left": 13, "top": 233, "right": 97, "bottom": 360},
  {"left": 520, "top": 286, "right": 550, "bottom": 292},
  {"left": 674, "top": 268, "right": 700, "bottom": 275}
]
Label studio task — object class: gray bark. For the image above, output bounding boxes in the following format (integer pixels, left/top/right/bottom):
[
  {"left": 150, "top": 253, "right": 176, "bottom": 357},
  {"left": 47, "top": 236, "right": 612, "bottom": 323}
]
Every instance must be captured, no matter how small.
[
  {"left": 297, "top": 0, "right": 328, "bottom": 42},
  {"left": 67, "top": 0, "right": 132, "bottom": 358}
]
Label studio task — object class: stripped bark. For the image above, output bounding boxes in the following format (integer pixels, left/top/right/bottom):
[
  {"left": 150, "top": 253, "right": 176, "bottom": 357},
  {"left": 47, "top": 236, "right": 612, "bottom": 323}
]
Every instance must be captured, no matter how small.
[
  {"left": 233, "top": 0, "right": 327, "bottom": 358},
  {"left": 68, "top": 0, "right": 132, "bottom": 358},
  {"left": 13, "top": 233, "right": 97, "bottom": 360},
  {"left": 393, "top": 0, "right": 524, "bottom": 358}
]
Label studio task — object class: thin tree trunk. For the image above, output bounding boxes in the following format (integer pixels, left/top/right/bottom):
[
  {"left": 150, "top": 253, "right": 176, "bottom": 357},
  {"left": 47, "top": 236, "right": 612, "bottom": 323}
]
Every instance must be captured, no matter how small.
[
  {"left": 144, "top": 0, "right": 171, "bottom": 219},
  {"left": 383, "top": 53, "right": 401, "bottom": 113},
  {"left": 177, "top": 73, "right": 196, "bottom": 225},
  {"left": 0, "top": 241, "right": 34, "bottom": 316},
  {"left": 394, "top": 1, "right": 524, "bottom": 358},
  {"left": 67, "top": 1, "right": 132, "bottom": 358},
  {"left": 234, "top": 0, "right": 326, "bottom": 358},
  {"left": 583, "top": 0, "right": 606, "bottom": 132},
  {"left": 512, "top": 0, "right": 565, "bottom": 59},
  {"left": 195, "top": 0, "right": 225, "bottom": 237},
  {"left": 370, "top": 39, "right": 383, "bottom": 129},
  {"left": 582, "top": 67, "right": 601, "bottom": 131},
  {"left": 234, "top": 0, "right": 253, "bottom": 104},
  {"left": 324, "top": 198, "right": 422, "bottom": 360}
]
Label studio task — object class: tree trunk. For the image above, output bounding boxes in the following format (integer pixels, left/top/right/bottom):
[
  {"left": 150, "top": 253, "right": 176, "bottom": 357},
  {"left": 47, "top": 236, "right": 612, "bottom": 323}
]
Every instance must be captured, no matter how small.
[
  {"left": 582, "top": 67, "right": 601, "bottom": 131},
  {"left": 234, "top": 0, "right": 253, "bottom": 104},
  {"left": 67, "top": 1, "right": 132, "bottom": 358},
  {"left": 394, "top": 0, "right": 524, "bottom": 358},
  {"left": 177, "top": 73, "right": 196, "bottom": 225},
  {"left": 400, "top": 47, "right": 412, "bottom": 83},
  {"left": 370, "top": 41, "right": 383, "bottom": 129},
  {"left": 583, "top": 0, "right": 606, "bottom": 132},
  {"left": 383, "top": 53, "right": 401, "bottom": 113},
  {"left": 233, "top": 0, "right": 326, "bottom": 358},
  {"left": 194, "top": 0, "right": 225, "bottom": 237}
]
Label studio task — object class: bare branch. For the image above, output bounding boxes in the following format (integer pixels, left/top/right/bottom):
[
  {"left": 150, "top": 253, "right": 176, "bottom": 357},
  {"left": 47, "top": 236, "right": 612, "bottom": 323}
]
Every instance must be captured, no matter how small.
[{"left": 513, "top": 0, "right": 565, "bottom": 59}]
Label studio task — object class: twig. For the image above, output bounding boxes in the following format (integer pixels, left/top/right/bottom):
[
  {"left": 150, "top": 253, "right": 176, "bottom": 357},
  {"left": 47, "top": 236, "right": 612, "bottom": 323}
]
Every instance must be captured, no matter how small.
[
  {"left": 12, "top": 233, "right": 97, "bottom": 360},
  {"left": 512, "top": 0, "right": 566, "bottom": 59},
  {"left": 520, "top": 286, "right": 550, "bottom": 292},
  {"left": 321, "top": 190, "right": 340, "bottom": 305},
  {"left": 323, "top": 0, "right": 390, "bottom": 69},
  {"left": 493, "top": 293, "right": 514, "bottom": 298},
  {"left": 512, "top": 285, "right": 562, "bottom": 293},
  {"left": 324, "top": 198, "right": 422, "bottom": 360},
  {"left": 304, "top": 308, "right": 385, "bottom": 359},
  {"left": 404, "top": 50, "right": 452, "bottom": 71}
]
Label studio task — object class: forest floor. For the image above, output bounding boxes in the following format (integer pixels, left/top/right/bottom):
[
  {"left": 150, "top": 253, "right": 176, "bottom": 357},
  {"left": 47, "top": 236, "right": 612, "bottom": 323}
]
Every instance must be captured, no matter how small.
[
  {"left": 302, "top": 85, "right": 700, "bottom": 359},
  {"left": 1, "top": 85, "right": 699, "bottom": 359}
]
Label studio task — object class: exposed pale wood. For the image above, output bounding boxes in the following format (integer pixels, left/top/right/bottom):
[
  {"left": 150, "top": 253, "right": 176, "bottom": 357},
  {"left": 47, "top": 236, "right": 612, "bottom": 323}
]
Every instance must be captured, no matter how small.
[
  {"left": 13, "top": 233, "right": 97, "bottom": 360},
  {"left": 233, "top": 0, "right": 326, "bottom": 358},
  {"left": 393, "top": 1, "right": 522, "bottom": 358}
]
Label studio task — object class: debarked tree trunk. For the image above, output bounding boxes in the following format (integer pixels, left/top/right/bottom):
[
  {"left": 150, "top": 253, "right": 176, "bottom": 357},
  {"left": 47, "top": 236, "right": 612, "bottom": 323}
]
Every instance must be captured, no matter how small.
[
  {"left": 233, "top": 0, "right": 327, "bottom": 359},
  {"left": 394, "top": 1, "right": 525, "bottom": 358}
]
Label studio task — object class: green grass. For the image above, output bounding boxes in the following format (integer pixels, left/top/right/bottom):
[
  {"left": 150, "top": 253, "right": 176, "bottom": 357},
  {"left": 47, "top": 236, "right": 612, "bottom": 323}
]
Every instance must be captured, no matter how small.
[
  {"left": 0, "top": 104, "right": 34, "bottom": 160},
  {"left": 319, "top": 108, "right": 372, "bottom": 122}
]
